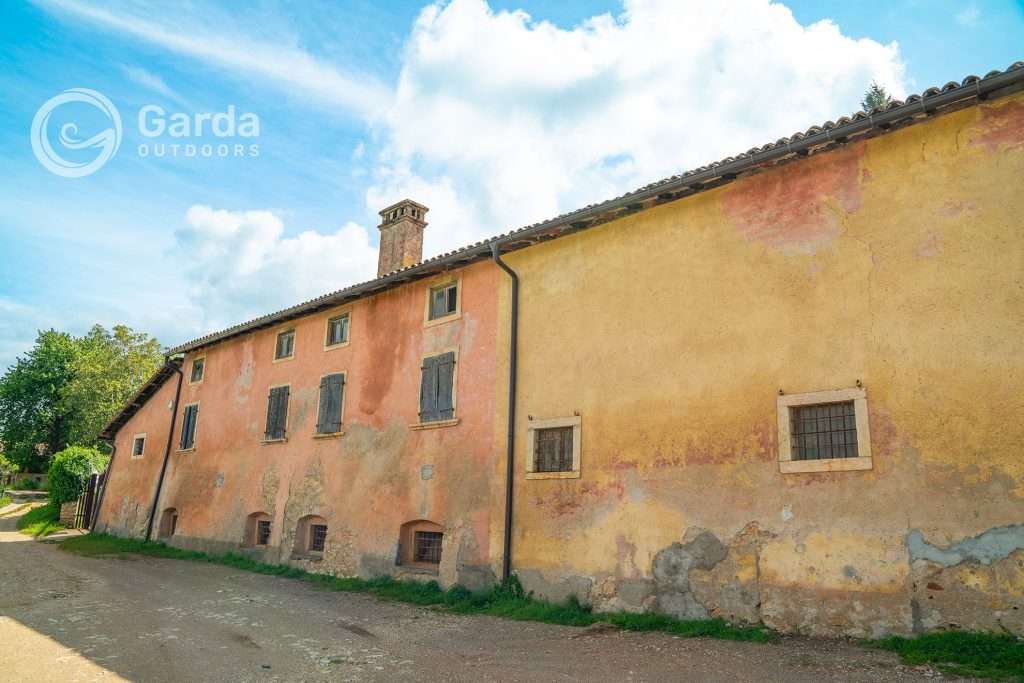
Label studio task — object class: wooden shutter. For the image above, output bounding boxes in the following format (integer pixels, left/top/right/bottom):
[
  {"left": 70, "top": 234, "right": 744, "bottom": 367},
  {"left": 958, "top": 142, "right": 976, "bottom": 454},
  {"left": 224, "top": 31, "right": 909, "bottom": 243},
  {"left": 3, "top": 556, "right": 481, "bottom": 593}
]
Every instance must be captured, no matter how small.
[
  {"left": 180, "top": 405, "right": 198, "bottom": 450},
  {"left": 419, "top": 356, "right": 439, "bottom": 421},
  {"left": 265, "top": 387, "right": 289, "bottom": 440},
  {"left": 436, "top": 352, "right": 455, "bottom": 419},
  {"left": 316, "top": 374, "right": 344, "bottom": 434}
]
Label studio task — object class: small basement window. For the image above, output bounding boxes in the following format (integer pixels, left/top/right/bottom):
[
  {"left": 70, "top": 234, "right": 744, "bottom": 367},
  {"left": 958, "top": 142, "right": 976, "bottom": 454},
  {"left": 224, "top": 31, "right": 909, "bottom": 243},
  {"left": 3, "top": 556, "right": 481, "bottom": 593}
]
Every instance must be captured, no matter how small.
[
  {"left": 131, "top": 433, "right": 146, "bottom": 458},
  {"left": 526, "top": 416, "right": 582, "bottom": 479},
  {"left": 398, "top": 520, "right": 443, "bottom": 570},
  {"left": 325, "top": 314, "right": 350, "bottom": 347},
  {"left": 414, "top": 531, "right": 443, "bottom": 564},
  {"left": 257, "top": 520, "right": 272, "bottom": 546},
  {"left": 309, "top": 524, "right": 328, "bottom": 552},
  {"left": 189, "top": 356, "right": 205, "bottom": 383},
  {"left": 275, "top": 329, "right": 295, "bottom": 360},
  {"left": 777, "top": 387, "right": 873, "bottom": 474}
]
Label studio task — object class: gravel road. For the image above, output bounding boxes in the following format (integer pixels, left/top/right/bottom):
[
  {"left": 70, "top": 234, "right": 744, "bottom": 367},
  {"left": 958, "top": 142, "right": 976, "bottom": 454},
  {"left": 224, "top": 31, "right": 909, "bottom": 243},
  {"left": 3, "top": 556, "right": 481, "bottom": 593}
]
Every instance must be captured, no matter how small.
[{"left": 0, "top": 506, "right": 963, "bottom": 682}]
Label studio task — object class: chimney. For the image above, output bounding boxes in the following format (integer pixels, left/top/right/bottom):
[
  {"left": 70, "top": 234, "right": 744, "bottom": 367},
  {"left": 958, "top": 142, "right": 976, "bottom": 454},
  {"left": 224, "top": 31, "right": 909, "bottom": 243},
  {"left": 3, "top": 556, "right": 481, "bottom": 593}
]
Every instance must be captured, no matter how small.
[{"left": 377, "top": 199, "right": 428, "bottom": 277}]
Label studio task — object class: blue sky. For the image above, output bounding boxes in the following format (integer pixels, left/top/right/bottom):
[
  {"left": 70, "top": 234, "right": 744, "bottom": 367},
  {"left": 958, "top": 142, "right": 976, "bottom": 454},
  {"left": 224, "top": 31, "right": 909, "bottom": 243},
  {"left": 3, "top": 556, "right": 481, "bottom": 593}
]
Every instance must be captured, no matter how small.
[{"left": 0, "top": 0, "right": 1021, "bottom": 370}]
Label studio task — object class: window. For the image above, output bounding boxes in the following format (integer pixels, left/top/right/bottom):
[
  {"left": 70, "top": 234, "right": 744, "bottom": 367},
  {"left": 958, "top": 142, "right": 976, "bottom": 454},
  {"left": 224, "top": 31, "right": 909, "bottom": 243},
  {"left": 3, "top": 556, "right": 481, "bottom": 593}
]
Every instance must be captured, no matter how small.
[
  {"left": 245, "top": 512, "right": 272, "bottom": 547},
  {"left": 159, "top": 508, "right": 178, "bottom": 538},
  {"left": 526, "top": 416, "right": 582, "bottom": 479},
  {"left": 309, "top": 524, "right": 328, "bottom": 552},
  {"left": 418, "top": 352, "right": 456, "bottom": 424},
  {"left": 131, "top": 433, "right": 146, "bottom": 458},
  {"left": 189, "top": 356, "right": 205, "bottom": 383},
  {"left": 264, "top": 385, "right": 290, "bottom": 441},
  {"left": 257, "top": 520, "right": 272, "bottom": 546},
  {"left": 777, "top": 387, "right": 873, "bottom": 474},
  {"left": 293, "top": 515, "right": 328, "bottom": 558},
  {"left": 180, "top": 404, "right": 199, "bottom": 450},
  {"left": 274, "top": 329, "right": 295, "bottom": 360},
  {"left": 427, "top": 282, "right": 458, "bottom": 321},
  {"left": 414, "top": 531, "right": 443, "bottom": 564},
  {"left": 398, "top": 520, "right": 443, "bottom": 569},
  {"left": 325, "top": 314, "right": 350, "bottom": 347},
  {"left": 315, "top": 373, "right": 345, "bottom": 434}
]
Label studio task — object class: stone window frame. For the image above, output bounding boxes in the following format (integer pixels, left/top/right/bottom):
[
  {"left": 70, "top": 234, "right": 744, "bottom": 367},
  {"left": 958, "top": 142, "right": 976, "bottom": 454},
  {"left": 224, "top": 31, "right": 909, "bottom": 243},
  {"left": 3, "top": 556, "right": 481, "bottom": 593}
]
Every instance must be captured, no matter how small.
[
  {"left": 131, "top": 433, "right": 147, "bottom": 459},
  {"left": 273, "top": 327, "right": 296, "bottom": 363},
  {"left": 244, "top": 511, "right": 272, "bottom": 547},
  {"left": 423, "top": 273, "right": 462, "bottom": 328},
  {"left": 323, "top": 307, "right": 352, "bottom": 351},
  {"left": 293, "top": 514, "right": 328, "bottom": 559},
  {"left": 188, "top": 355, "right": 205, "bottom": 384},
  {"left": 777, "top": 387, "right": 873, "bottom": 474},
  {"left": 526, "top": 415, "right": 582, "bottom": 480}
]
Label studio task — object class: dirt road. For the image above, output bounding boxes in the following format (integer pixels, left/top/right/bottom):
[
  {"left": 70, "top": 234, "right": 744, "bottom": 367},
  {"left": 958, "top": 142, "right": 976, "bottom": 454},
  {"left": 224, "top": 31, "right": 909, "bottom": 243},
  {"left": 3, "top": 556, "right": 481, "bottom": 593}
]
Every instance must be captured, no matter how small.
[{"left": 0, "top": 507, "right": 957, "bottom": 682}]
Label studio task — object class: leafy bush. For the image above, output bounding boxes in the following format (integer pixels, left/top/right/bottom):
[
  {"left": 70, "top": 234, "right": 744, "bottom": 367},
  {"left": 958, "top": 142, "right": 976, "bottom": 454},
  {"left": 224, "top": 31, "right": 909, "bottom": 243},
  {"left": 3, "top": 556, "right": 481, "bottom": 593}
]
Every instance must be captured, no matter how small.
[
  {"left": 48, "top": 446, "right": 107, "bottom": 504},
  {"left": 15, "top": 477, "right": 40, "bottom": 490}
]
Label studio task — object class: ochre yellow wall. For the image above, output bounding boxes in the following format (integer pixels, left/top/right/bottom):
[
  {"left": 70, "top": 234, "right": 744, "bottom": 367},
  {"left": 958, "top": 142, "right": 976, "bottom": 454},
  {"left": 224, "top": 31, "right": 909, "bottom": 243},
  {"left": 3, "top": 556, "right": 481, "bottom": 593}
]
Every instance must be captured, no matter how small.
[{"left": 498, "top": 92, "right": 1024, "bottom": 636}]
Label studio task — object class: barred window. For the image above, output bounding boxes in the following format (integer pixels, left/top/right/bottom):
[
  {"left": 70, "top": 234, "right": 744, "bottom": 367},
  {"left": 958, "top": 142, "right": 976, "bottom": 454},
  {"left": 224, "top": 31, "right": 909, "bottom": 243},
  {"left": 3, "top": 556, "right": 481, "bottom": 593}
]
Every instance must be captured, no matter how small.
[
  {"left": 256, "top": 520, "right": 272, "bottom": 546},
  {"left": 791, "top": 401, "right": 858, "bottom": 460},
  {"left": 309, "top": 524, "right": 328, "bottom": 553},
  {"left": 414, "top": 531, "right": 443, "bottom": 564},
  {"left": 132, "top": 434, "right": 146, "bottom": 458},
  {"left": 190, "top": 357, "right": 205, "bottom": 383},
  {"left": 534, "top": 426, "right": 574, "bottom": 473}
]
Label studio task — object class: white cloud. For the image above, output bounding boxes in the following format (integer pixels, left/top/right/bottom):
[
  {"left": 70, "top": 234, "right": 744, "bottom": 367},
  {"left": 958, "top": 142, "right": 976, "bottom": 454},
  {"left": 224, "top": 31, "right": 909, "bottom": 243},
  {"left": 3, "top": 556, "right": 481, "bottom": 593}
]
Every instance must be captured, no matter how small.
[
  {"left": 174, "top": 206, "right": 378, "bottom": 331},
  {"left": 36, "top": 0, "right": 391, "bottom": 119},
  {"left": 118, "top": 64, "right": 190, "bottom": 107},
  {"left": 372, "top": 0, "right": 907, "bottom": 255},
  {"left": 29, "top": 0, "right": 910, "bottom": 344},
  {"left": 956, "top": 4, "right": 980, "bottom": 26}
]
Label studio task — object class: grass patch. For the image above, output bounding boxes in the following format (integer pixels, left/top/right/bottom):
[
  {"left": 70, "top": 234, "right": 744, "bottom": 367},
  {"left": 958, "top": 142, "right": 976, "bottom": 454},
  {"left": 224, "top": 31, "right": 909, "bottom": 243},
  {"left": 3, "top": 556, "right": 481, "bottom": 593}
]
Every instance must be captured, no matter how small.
[
  {"left": 875, "top": 631, "right": 1024, "bottom": 680},
  {"left": 0, "top": 494, "right": 11, "bottom": 508},
  {"left": 17, "top": 501, "right": 66, "bottom": 538},
  {"left": 62, "top": 533, "right": 773, "bottom": 642}
]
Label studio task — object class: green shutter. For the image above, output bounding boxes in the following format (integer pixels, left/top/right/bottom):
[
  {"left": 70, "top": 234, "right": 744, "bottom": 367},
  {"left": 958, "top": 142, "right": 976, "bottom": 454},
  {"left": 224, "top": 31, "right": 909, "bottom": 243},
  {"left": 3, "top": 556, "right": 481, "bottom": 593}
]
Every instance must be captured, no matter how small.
[
  {"left": 419, "top": 356, "right": 439, "bottom": 421},
  {"left": 436, "top": 352, "right": 455, "bottom": 419},
  {"left": 180, "top": 404, "right": 198, "bottom": 449},
  {"left": 316, "top": 374, "right": 344, "bottom": 434},
  {"left": 265, "top": 387, "right": 289, "bottom": 440}
]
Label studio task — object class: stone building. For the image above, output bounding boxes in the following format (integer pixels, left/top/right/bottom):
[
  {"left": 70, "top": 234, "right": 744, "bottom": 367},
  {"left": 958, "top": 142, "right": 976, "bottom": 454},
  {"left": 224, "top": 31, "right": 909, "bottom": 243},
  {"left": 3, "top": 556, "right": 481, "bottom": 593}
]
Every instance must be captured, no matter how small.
[{"left": 96, "top": 64, "right": 1024, "bottom": 637}]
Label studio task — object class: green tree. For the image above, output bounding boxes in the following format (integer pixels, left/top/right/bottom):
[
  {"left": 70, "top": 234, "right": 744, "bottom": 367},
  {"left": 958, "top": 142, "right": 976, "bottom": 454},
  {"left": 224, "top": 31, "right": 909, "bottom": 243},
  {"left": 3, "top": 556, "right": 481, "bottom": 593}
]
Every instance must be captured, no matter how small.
[
  {"left": 861, "top": 81, "right": 893, "bottom": 112},
  {"left": 48, "top": 445, "right": 108, "bottom": 505},
  {"left": 61, "top": 325, "right": 164, "bottom": 448},
  {"left": 0, "top": 330, "right": 79, "bottom": 471}
]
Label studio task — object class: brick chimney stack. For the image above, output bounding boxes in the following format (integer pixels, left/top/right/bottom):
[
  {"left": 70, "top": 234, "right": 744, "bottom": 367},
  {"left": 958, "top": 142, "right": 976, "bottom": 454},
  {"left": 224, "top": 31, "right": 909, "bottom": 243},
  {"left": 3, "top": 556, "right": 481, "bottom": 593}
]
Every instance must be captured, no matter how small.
[{"left": 377, "top": 199, "right": 428, "bottom": 277}]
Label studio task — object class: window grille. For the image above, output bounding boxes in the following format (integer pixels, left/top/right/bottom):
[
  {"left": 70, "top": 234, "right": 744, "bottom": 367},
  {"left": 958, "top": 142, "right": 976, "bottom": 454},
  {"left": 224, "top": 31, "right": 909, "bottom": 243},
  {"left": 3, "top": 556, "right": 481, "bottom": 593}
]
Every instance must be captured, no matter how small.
[
  {"left": 414, "top": 531, "right": 443, "bottom": 564},
  {"left": 791, "top": 401, "right": 858, "bottom": 460},
  {"left": 534, "top": 426, "right": 574, "bottom": 472},
  {"left": 309, "top": 524, "right": 328, "bottom": 552},
  {"left": 256, "top": 520, "right": 271, "bottom": 546}
]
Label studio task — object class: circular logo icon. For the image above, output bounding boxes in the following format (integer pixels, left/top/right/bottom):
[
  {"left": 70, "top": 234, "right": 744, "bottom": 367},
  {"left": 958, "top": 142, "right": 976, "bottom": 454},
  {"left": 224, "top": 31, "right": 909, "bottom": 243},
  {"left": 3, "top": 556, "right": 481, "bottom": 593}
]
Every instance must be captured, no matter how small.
[{"left": 31, "top": 88, "right": 122, "bottom": 178}]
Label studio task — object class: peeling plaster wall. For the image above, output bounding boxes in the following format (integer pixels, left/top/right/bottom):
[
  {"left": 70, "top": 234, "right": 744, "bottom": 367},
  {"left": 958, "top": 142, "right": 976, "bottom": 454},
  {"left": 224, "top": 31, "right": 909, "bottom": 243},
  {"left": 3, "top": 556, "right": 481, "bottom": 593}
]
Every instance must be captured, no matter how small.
[
  {"left": 498, "top": 92, "right": 1024, "bottom": 637},
  {"left": 98, "top": 260, "right": 500, "bottom": 590}
]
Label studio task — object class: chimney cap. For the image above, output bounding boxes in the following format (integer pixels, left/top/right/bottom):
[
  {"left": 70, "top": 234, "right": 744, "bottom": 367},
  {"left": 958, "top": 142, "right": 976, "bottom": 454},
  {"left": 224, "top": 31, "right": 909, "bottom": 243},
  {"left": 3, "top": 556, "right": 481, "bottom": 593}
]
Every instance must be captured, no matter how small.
[{"left": 378, "top": 199, "right": 429, "bottom": 226}]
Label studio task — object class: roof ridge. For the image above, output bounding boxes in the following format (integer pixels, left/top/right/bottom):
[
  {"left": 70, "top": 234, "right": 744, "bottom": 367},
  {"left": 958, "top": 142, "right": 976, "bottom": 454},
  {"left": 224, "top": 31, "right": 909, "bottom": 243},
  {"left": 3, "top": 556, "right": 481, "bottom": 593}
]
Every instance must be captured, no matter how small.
[{"left": 168, "top": 61, "right": 1024, "bottom": 355}]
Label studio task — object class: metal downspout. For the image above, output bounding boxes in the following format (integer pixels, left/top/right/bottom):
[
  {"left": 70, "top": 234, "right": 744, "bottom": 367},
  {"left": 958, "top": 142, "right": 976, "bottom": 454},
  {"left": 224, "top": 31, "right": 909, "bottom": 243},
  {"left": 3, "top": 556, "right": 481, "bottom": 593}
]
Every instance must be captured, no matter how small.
[
  {"left": 145, "top": 364, "right": 184, "bottom": 542},
  {"left": 490, "top": 243, "right": 518, "bottom": 583}
]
